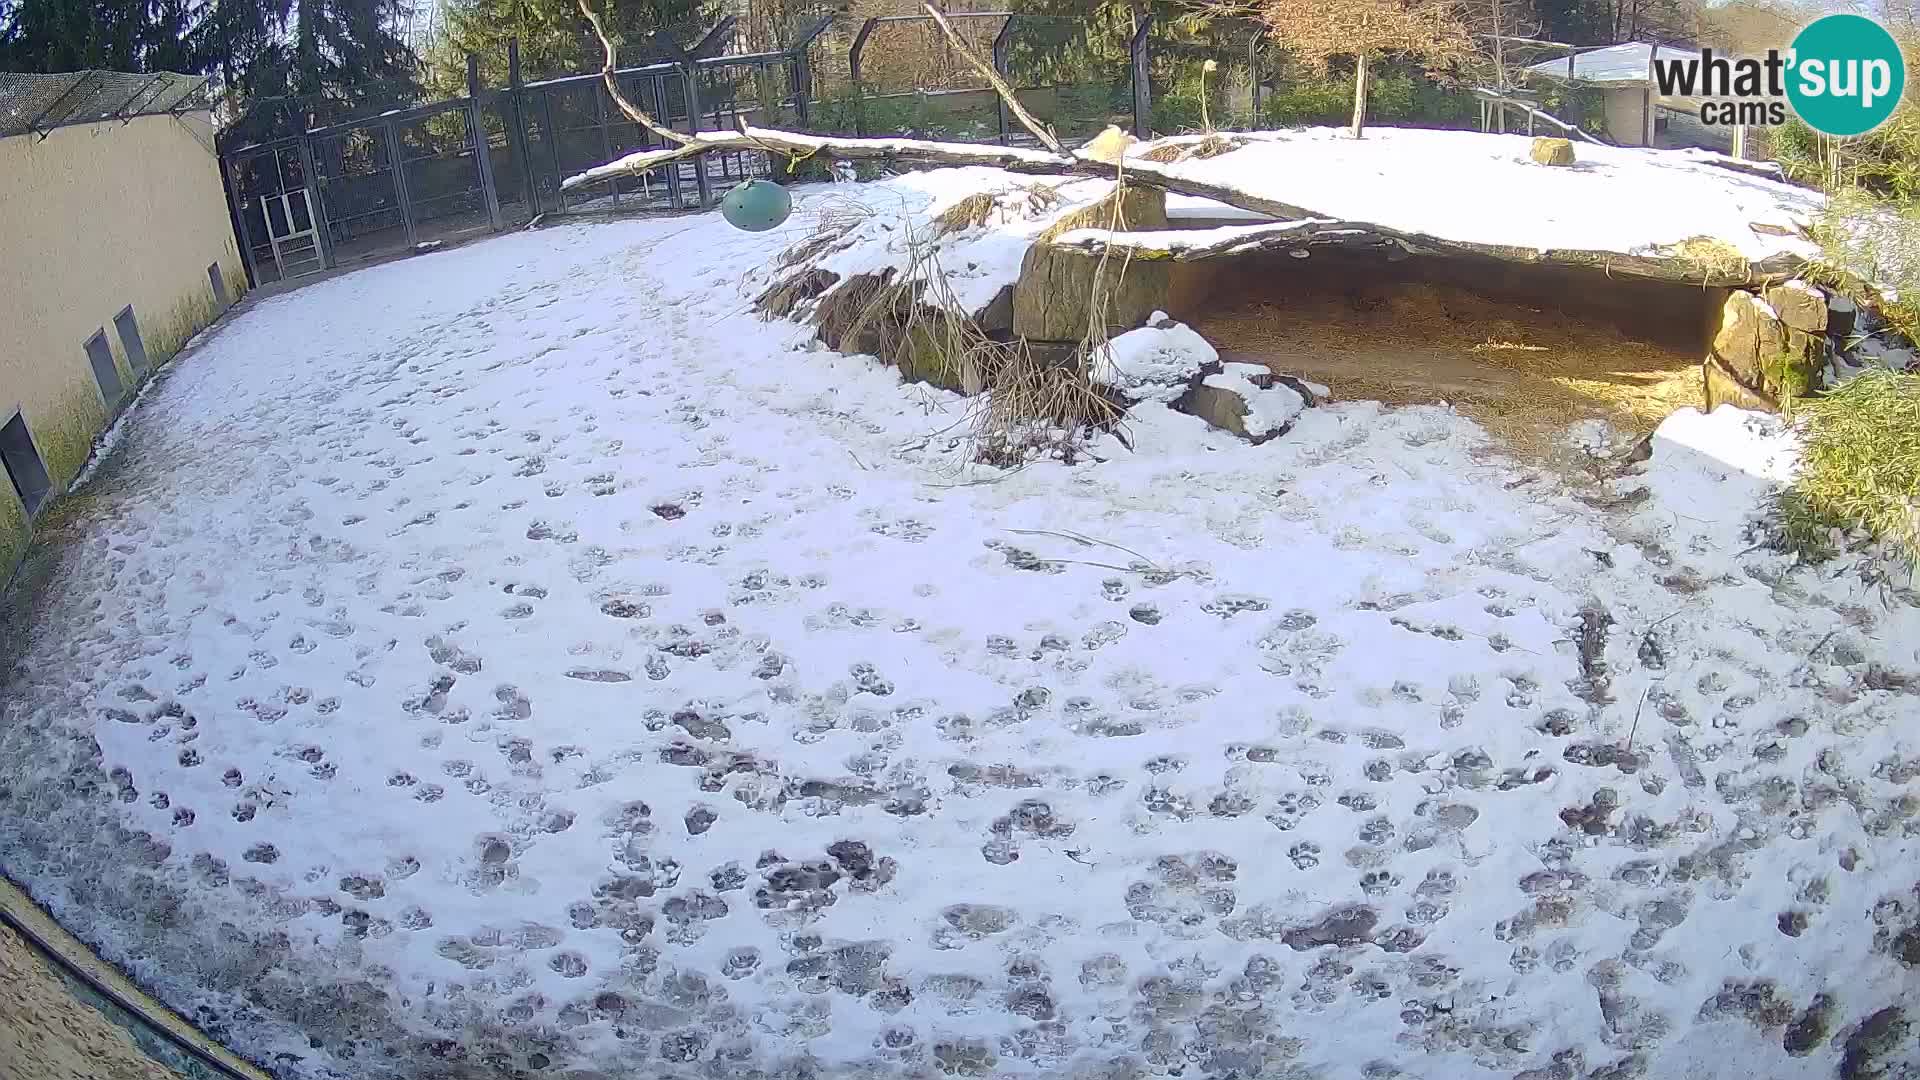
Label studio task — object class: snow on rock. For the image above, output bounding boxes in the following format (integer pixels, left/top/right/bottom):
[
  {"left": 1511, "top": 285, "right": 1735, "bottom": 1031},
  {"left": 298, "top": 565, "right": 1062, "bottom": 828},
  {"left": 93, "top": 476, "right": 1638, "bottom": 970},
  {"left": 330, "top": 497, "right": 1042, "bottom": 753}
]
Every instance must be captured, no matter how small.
[
  {"left": 1198, "top": 362, "right": 1306, "bottom": 439},
  {"left": 1097, "top": 317, "right": 1305, "bottom": 440},
  {"left": 794, "top": 168, "right": 1117, "bottom": 316},
  {"left": 1138, "top": 127, "right": 1823, "bottom": 262},
  {"left": 1056, "top": 220, "right": 1340, "bottom": 254},
  {"left": 4, "top": 197, "right": 1920, "bottom": 1080},
  {"left": 1093, "top": 311, "right": 1218, "bottom": 402}
]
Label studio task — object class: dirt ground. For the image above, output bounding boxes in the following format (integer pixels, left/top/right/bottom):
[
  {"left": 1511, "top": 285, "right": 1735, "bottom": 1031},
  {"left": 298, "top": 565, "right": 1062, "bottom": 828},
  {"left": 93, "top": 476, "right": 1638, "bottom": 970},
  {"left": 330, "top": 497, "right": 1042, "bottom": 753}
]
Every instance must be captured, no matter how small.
[
  {"left": 1191, "top": 277, "right": 1708, "bottom": 457},
  {"left": 0, "top": 923, "right": 184, "bottom": 1080},
  {"left": 0, "top": 877, "right": 269, "bottom": 1080}
]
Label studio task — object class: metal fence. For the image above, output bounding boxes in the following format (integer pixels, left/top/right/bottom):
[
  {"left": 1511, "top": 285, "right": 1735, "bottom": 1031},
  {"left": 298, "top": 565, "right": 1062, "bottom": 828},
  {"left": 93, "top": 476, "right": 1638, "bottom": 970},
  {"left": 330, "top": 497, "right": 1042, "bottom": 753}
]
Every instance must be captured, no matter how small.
[
  {"left": 215, "top": 14, "right": 1285, "bottom": 289},
  {"left": 0, "top": 71, "right": 213, "bottom": 139}
]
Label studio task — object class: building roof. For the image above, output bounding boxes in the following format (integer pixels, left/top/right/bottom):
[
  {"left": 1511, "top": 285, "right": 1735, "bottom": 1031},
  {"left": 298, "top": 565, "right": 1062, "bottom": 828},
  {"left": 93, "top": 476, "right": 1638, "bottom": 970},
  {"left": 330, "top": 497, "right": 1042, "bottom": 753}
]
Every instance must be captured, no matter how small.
[
  {"left": 1527, "top": 42, "right": 1673, "bottom": 85},
  {"left": 0, "top": 70, "right": 210, "bottom": 140}
]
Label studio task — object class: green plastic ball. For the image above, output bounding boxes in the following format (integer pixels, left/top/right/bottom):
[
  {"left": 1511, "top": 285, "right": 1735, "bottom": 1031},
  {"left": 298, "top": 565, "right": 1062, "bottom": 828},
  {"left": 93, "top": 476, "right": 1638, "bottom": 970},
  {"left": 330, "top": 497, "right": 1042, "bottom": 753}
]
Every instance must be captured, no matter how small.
[{"left": 720, "top": 179, "right": 792, "bottom": 232}]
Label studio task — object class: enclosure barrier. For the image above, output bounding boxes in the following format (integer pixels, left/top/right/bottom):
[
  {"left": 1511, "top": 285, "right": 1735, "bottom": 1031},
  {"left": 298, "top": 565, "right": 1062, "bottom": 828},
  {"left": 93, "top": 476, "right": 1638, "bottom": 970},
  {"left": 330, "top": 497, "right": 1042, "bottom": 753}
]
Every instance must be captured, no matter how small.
[{"left": 214, "top": 13, "right": 1322, "bottom": 289}]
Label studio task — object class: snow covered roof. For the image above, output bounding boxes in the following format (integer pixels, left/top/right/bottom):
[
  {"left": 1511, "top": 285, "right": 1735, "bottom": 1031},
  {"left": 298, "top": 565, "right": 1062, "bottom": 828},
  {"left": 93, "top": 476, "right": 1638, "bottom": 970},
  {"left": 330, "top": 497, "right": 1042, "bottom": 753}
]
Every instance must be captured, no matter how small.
[
  {"left": 1135, "top": 127, "right": 1821, "bottom": 268},
  {"left": 1527, "top": 42, "right": 1667, "bottom": 84}
]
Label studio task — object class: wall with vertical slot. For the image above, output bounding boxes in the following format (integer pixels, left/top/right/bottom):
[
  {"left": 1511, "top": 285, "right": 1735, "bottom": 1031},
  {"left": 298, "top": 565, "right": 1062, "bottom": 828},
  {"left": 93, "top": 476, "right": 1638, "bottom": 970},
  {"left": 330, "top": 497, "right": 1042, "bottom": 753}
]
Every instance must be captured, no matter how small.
[{"left": 0, "top": 109, "right": 246, "bottom": 581}]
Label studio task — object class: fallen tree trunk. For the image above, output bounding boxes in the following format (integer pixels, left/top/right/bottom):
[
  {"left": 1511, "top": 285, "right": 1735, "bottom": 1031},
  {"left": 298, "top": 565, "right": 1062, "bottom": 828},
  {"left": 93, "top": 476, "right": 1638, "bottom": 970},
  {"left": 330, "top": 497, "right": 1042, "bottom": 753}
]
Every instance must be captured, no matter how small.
[
  {"left": 1047, "top": 221, "right": 1806, "bottom": 286},
  {"left": 563, "top": 125, "right": 1329, "bottom": 218}
]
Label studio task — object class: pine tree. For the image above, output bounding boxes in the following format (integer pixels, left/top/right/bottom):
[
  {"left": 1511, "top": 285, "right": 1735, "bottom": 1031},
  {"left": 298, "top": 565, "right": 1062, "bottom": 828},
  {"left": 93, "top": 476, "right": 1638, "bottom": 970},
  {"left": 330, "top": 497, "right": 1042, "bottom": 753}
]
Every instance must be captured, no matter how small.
[
  {"left": 0, "top": 0, "right": 187, "bottom": 72},
  {"left": 425, "top": 0, "right": 715, "bottom": 95}
]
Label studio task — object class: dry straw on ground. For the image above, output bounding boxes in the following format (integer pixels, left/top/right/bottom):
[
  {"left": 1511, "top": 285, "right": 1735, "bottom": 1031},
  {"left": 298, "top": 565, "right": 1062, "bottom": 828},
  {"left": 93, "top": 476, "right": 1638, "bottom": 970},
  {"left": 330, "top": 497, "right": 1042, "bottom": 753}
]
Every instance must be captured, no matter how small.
[{"left": 1195, "top": 282, "right": 1702, "bottom": 454}]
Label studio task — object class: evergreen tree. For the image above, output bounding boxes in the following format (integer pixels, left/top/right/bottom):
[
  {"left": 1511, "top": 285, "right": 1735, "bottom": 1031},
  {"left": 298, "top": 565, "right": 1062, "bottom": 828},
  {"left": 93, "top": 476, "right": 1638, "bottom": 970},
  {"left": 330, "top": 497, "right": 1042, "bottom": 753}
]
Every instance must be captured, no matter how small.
[
  {"left": 2, "top": 0, "right": 418, "bottom": 140},
  {"left": 425, "top": 0, "right": 715, "bottom": 94},
  {"left": 0, "top": 0, "right": 187, "bottom": 72}
]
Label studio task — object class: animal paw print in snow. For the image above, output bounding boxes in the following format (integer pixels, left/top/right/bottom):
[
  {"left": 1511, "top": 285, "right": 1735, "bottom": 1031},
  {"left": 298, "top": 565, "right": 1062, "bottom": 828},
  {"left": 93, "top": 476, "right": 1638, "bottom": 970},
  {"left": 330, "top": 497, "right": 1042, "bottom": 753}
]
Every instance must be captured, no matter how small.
[
  {"left": 1266, "top": 790, "right": 1321, "bottom": 831},
  {"left": 1359, "top": 870, "right": 1399, "bottom": 896},
  {"left": 850, "top": 663, "right": 893, "bottom": 697}
]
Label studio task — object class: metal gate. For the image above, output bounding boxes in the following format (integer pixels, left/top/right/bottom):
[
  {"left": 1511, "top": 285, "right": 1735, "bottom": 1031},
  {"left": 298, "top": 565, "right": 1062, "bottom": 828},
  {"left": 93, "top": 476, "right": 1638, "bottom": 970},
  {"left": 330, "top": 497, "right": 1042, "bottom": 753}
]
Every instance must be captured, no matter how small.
[
  {"left": 260, "top": 189, "right": 323, "bottom": 279},
  {"left": 226, "top": 141, "right": 326, "bottom": 284},
  {"left": 308, "top": 101, "right": 498, "bottom": 268}
]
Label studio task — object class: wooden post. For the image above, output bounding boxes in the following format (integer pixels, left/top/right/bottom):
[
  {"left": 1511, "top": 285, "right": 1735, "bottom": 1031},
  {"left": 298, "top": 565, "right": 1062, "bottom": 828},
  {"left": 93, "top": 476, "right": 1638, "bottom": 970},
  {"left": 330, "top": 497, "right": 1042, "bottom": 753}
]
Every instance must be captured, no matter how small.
[{"left": 1350, "top": 53, "right": 1369, "bottom": 138}]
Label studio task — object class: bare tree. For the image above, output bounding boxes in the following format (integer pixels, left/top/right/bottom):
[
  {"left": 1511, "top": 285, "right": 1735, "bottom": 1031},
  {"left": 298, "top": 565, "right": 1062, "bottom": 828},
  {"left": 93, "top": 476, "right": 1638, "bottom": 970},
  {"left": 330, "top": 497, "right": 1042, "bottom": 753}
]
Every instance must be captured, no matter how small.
[
  {"left": 1247, "top": 0, "right": 1475, "bottom": 137},
  {"left": 1461, "top": 0, "right": 1542, "bottom": 132}
]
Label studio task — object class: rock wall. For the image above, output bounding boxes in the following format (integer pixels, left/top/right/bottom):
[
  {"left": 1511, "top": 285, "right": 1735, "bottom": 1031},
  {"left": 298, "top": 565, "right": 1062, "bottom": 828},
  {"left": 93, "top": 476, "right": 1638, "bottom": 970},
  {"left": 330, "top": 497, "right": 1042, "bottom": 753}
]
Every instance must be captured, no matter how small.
[{"left": 1704, "top": 280, "right": 1912, "bottom": 413}]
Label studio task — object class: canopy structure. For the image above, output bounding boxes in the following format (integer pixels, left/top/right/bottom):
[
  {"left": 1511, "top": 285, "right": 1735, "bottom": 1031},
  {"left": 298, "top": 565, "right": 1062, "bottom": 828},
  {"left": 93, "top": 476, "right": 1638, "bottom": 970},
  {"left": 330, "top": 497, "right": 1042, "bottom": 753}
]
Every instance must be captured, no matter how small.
[{"left": 1522, "top": 40, "right": 1779, "bottom": 155}]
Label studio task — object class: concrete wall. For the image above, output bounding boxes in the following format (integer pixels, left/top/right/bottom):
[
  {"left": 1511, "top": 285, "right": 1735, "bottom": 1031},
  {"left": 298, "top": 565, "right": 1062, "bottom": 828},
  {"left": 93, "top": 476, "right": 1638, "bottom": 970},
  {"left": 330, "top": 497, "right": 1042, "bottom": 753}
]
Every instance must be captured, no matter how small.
[
  {"left": 0, "top": 110, "right": 245, "bottom": 580},
  {"left": 1602, "top": 86, "right": 1649, "bottom": 146}
]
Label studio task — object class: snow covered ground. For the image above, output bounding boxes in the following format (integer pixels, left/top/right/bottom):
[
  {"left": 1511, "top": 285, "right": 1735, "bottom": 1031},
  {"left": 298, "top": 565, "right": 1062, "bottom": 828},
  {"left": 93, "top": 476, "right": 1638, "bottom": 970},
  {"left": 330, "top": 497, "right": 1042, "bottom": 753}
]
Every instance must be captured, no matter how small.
[
  {"left": 3, "top": 185, "right": 1919, "bottom": 1080},
  {"left": 1144, "top": 128, "right": 1822, "bottom": 263}
]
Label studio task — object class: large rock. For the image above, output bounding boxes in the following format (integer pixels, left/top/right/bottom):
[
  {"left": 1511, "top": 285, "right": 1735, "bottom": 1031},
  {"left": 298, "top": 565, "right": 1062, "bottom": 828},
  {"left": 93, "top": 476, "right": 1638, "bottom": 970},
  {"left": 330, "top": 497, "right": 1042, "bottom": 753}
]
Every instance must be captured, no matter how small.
[
  {"left": 1530, "top": 137, "right": 1575, "bottom": 166},
  {"left": 1826, "top": 292, "right": 1858, "bottom": 339},
  {"left": 976, "top": 284, "right": 1014, "bottom": 338},
  {"left": 1013, "top": 242, "right": 1173, "bottom": 341},
  {"left": 1763, "top": 280, "right": 1829, "bottom": 333},
  {"left": 1702, "top": 357, "right": 1776, "bottom": 413},
  {"left": 1035, "top": 185, "right": 1168, "bottom": 241},
  {"left": 893, "top": 322, "right": 985, "bottom": 394},
  {"left": 1711, "top": 290, "right": 1817, "bottom": 406},
  {"left": 1172, "top": 361, "right": 1307, "bottom": 444}
]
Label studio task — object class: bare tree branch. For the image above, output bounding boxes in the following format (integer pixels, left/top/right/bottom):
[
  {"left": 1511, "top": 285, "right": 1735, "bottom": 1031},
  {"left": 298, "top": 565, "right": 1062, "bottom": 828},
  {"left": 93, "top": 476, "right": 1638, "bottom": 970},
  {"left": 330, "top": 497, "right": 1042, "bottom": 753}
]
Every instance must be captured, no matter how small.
[
  {"left": 565, "top": 125, "right": 1075, "bottom": 190},
  {"left": 921, "top": 2, "right": 1067, "bottom": 156},
  {"left": 576, "top": 0, "right": 692, "bottom": 146}
]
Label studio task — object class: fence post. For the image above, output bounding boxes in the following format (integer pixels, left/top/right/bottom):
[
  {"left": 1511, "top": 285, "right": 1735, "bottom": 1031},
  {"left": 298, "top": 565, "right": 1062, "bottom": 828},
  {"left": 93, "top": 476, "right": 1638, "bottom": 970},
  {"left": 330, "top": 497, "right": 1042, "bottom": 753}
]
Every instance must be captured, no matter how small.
[
  {"left": 507, "top": 39, "right": 540, "bottom": 217},
  {"left": 992, "top": 15, "right": 1017, "bottom": 145},
  {"left": 786, "top": 15, "right": 836, "bottom": 129},
  {"left": 387, "top": 119, "right": 418, "bottom": 247},
  {"left": 653, "top": 76, "right": 684, "bottom": 207},
  {"left": 542, "top": 89, "right": 566, "bottom": 211},
  {"left": 223, "top": 155, "right": 262, "bottom": 289},
  {"left": 849, "top": 17, "right": 879, "bottom": 137},
  {"left": 790, "top": 48, "right": 813, "bottom": 127},
  {"left": 594, "top": 74, "right": 618, "bottom": 207},
  {"left": 295, "top": 134, "right": 334, "bottom": 270},
  {"left": 684, "top": 64, "right": 712, "bottom": 207},
  {"left": 468, "top": 53, "right": 505, "bottom": 231},
  {"left": 1130, "top": 13, "right": 1154, "bottom": 139}
]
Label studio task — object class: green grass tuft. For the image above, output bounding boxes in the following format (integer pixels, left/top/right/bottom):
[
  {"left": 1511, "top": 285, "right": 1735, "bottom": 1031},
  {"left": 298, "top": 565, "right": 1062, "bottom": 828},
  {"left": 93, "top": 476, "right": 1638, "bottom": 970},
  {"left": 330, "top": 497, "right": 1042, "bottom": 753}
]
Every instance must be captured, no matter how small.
[{"left": 1780, "top": 369, "right": 1920, "bottom": 565}]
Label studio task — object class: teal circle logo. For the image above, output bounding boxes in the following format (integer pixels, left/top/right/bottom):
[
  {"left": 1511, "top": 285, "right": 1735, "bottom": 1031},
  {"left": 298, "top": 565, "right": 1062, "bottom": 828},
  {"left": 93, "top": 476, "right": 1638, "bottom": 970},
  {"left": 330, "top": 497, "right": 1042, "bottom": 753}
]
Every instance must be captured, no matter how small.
[{"left": 1787, "top": 14, "right": 1906, "bottom": 137}]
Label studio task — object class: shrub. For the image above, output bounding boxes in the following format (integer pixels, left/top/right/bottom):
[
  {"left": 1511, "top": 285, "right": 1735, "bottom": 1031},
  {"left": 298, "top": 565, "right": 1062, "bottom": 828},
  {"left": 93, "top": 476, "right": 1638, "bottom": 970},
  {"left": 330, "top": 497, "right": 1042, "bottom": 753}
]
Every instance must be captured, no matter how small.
[
  {"left": 1257, "top": 67, "right": 1472, "bottom": 129},
  {"left": 1807, "top": 188, "right": 1920, "bottom": 345},
  {"left": 1770, "top": 110, "right": 1920, "bottom": 204},
  {"left": 1780, "top": 370, "right": 1920, "bottom": 567}
]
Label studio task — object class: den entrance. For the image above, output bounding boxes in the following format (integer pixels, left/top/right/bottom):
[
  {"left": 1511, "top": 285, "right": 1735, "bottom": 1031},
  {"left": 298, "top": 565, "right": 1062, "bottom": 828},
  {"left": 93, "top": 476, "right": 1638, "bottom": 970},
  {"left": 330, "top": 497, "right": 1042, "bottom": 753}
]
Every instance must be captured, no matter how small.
[{"left": 1178, "top": 247, "right": 1722, "bottom": 453}]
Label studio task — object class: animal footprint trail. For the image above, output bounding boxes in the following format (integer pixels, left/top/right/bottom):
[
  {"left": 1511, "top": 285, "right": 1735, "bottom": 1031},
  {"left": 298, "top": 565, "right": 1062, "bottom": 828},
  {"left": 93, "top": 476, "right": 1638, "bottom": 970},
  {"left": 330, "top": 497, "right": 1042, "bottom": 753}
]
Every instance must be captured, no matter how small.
[{"left": 4, "top": 189, "right": 1917, "bottom": 1080}]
